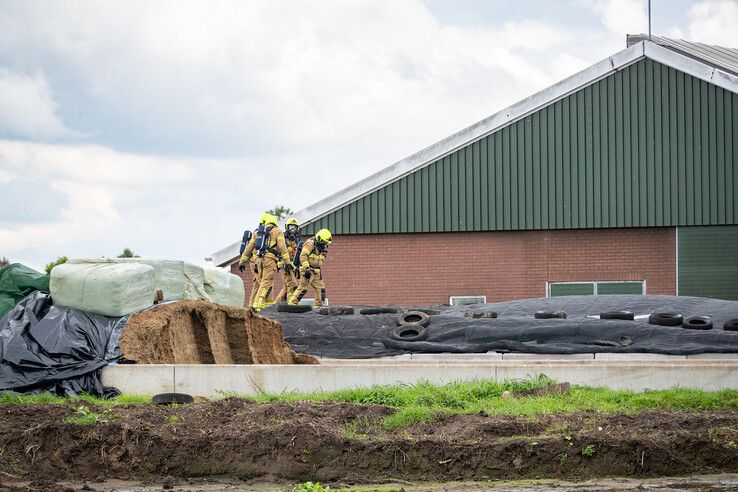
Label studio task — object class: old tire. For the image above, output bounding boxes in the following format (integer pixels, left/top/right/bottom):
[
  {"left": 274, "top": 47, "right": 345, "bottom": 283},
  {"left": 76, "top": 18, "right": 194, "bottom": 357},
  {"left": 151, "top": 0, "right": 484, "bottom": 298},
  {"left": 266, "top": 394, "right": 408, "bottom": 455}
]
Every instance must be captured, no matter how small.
[
  {"left": 600, "top": 310, "right": 635, "bottom": 321},
  {"left": 152, "top": 393, "right": 194, "bottom": 405},
  {"left": 359, "top": 307, "right": 399, "bottom": 315},
  {"left": 465, "top": 311, "right": 498, "bottom": 319},
  {"left": 724, "top": 318, "right": 738, "bottom": 331},
  {"left": 397, "top": 310, "right": 431, "bottom": 327},
  {"left": 534, "top": 311, "right": 567, "bottom": 319},
  {"left": 648, "top": 312, "right": 683, "bottom": 326},
  {"left": 390, "top": 324, "right": 428, "bottom": 342},
  {"left": 682, "top": 315, "right": 713, "bottom": 330},
  {"left": 277, "top": 303, "right": 313, "bottom": 313},
  {"left": 318, "top": 306, "right": 355, "bottom": 316}
]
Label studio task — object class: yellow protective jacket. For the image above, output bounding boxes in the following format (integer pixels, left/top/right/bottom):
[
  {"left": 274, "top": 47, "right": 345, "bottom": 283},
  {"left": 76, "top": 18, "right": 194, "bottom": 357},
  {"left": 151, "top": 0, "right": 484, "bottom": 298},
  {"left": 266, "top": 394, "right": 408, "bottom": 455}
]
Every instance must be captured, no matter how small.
[
  {"left": 299, "top": 238, "right": 327, "bottom": 270},
  {"left": 278, "top": 236, "right": 299, "bottom": 268},
  {"left": 239, "top": 226, "right": 291, "bottom": 265}
]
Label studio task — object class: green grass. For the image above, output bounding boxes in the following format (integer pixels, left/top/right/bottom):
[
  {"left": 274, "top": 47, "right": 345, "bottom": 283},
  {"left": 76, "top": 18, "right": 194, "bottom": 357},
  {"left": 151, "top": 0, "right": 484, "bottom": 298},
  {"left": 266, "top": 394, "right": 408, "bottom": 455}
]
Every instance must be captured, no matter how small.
[{"left": 3, "top": 374, "right": 737, "bottom": 429}]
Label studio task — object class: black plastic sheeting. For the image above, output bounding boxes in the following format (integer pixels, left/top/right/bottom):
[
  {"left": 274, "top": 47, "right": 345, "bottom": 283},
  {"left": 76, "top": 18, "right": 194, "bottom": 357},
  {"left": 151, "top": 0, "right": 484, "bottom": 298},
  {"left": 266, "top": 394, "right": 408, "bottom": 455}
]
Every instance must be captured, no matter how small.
[
  {"left": 0, "top": 292, "right": 125, "bottom": 397},
  {"left": 263, "top": 295, "right": 738, "bottom": 359}
]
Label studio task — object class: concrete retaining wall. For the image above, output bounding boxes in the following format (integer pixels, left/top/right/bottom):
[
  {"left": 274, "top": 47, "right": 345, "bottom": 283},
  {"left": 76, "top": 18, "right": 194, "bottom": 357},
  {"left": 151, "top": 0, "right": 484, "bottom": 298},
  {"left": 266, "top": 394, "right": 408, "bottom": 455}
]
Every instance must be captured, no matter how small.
[{"left": 103, "top": 356, "right": 738, "bottom": 398}]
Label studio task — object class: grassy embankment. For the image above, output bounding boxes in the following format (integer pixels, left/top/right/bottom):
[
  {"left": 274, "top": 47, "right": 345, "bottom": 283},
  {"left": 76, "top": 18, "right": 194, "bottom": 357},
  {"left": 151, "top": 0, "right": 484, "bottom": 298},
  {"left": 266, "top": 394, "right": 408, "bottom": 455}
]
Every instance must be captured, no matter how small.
[{"left": 2, "top": 374, "right": 736, "bottom": 428}]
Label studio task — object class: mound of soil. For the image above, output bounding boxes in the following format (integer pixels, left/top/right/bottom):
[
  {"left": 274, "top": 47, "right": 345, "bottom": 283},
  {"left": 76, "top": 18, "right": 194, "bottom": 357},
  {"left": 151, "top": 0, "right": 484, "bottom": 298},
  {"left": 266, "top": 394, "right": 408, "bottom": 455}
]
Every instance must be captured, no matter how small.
[
  {"left": 1, "top": 400, "right": 736, "bottom": 484},
  {"left": 119, "top": 301, "right": 317, "bottom": 364}
]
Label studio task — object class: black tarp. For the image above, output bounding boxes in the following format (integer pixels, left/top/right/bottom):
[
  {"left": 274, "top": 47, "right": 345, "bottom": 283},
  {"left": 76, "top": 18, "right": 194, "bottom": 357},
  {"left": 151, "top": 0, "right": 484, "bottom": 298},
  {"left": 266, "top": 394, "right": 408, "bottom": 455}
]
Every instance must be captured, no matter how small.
[
  {"left": 0, "top": 292, "right": 124, "bottom": 397},
  {"left": 263, "top": 295, "right": 738, "bottom": 359}
]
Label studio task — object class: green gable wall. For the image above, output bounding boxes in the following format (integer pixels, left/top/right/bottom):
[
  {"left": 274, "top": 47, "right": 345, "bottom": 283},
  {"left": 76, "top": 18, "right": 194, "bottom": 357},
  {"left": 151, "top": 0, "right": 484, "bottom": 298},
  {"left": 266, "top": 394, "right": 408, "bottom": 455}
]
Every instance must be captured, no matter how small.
[{"left": 304, "top": 59, "right": 737, "bottom": 235}]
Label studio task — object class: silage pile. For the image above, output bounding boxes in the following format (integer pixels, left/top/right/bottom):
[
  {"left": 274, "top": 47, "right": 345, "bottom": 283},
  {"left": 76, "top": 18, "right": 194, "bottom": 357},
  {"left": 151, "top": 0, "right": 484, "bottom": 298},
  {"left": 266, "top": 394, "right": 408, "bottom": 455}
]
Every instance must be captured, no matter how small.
[{"left": 119, "top": 300, "right": 317, "bottom": 365}]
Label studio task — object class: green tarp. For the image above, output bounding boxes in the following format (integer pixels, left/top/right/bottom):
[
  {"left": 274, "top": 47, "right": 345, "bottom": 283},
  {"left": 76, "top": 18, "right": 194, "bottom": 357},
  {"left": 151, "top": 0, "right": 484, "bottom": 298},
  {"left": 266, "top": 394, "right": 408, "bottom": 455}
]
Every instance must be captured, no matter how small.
[{"left": 0, "top": 264, "right": 50, "bottom": 319}]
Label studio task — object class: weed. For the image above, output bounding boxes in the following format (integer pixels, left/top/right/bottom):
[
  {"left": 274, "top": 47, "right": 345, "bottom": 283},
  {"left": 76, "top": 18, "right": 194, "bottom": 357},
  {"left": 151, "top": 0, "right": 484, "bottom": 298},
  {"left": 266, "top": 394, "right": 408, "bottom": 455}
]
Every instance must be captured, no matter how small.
[
  {"left": 292, "top": 482, "right": 330, "bottom": 492},
  {"left": 582, "top": 444, "right": 596, "bottom": 457},
  {"left": 165, "top": 415, "right": 179, "bottom": 425},
  {"left": 556, "top": 452, "right": 567, "bottom": 465},
  {"left": 64, "top": 406, "right": 120, "bottom": 426}
]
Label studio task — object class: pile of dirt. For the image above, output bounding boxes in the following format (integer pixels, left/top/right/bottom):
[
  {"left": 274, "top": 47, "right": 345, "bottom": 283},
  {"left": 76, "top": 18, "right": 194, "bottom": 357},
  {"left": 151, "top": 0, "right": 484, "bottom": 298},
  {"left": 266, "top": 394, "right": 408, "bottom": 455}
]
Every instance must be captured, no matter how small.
[
  {"left": 1, "top": 400, "right": 736, "bottom": 484},
  {"left": 119, "top": 301, "right": 317, "bottom": 364}
]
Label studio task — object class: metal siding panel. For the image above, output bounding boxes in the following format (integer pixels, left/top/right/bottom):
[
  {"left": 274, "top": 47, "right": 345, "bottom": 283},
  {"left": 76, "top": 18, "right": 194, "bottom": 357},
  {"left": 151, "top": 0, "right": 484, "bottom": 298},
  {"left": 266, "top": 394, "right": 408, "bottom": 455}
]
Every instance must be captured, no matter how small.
[
  {"left": 572, "top": 90, "right": 587, "bottom": 227},
  {"left": 473, "top": 141, "right": 482, "bottom": 230},
  {"left": 716, "top": 87, "right": 725, "bottom": 224},
  {"left": 555, "top": 101, "right": 564, "bottom": 228},
  {"left": 550, "top": 283, "right": 595, "bottom": 296},
  {"left": 653, "top": 60, "right": 664, "bottom": 226},
  {"left": 464, "top": 146, "right": 473, "bottom": 230},
  {"left": 532, "top": 112, "right": 541, "bottom": 229},
  {"left": 562, "top": 97, "right": 572, "bottom": 228},
  {"left": 480, "top": 138, "right": 489, "bottom": 229},
  {"left": 524, "top": 116, "right": 534, "bottom": 228},
  {"left": 726, "top": 92, "right": 735, "bottom": 223},
  {"left": 625, "top": 63, "right": 635, "bottom": 228},
  {"left": 585, "top": 85, "right": 594, "bottom": 228},
  {"left": 428, "top": 162, "right": 437, "bottom": 231},
  {"left": 700, "top": 80, "right": 709, "bottom": 224},
  {"left": 707, "top": 83, "right": 717, "bottom": 223},
  {"left": 422, "top": 166, "right": 430, "bottom": 231},
  {"left": 392, "top": 181, "right": 400, "bottom": 233},
  {"left": 399, "top": 178, "right": 408, "bottom": 233},
  {"left": 546, "top": 105, "right": 555, "bottom": 228},
  {"left": 348, "top": 201, "right": 356, "bottom": 234},
  {"left": 677, "top": 71, "right": 688, "bottom": 225},
  {"left": 502, "top": 126, "right": 511, "bottom": 229},
  {"left": 611, "top": 70, "right": 627, "bottom": 227},
  {"left": 444, "top": 156, "right": 452, "bottom": 230},
  {"left": 450, "top": 152, "right": 459, "bottom": 231},
  {"left": 641, "top": 60, "right": 656, "bottom": 226},
  {"left": 513, "top": 121, "right": 523, "bottom": 229},
  {"left": 540, "top": 107, "right": 551, "bottom": 229},
  {"left": 679, "top": 226, "right": 738, "bottom": 300},
  {"left": 376, "top": 188, "right": 386, "bottom": 233},
  {"left": 414, "top": 167, "right": 423, "bottom": 231},
  {"left": 495, "top": 133, "right": 504, "bottom": 229},
  {"left": 638, "top": 60, "right": 648, "bottom": 227}
]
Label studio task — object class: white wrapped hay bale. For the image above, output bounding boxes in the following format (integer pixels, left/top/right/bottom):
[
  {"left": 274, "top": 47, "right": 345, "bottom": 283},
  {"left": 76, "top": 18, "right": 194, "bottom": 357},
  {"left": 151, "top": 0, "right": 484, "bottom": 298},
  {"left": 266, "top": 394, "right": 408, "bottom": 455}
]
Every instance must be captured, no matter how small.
[
  {"left": 204, "top": 268, "right": 246, "bottom": 307},
  {"left": 71, "top": 258, "right": 185, "bottom": 302},
  {"left": 50, "top": 262, "right": 156, "bottom": 317},
  {"left": 183, "top": 262, "right": 210, "bottom": 301}
]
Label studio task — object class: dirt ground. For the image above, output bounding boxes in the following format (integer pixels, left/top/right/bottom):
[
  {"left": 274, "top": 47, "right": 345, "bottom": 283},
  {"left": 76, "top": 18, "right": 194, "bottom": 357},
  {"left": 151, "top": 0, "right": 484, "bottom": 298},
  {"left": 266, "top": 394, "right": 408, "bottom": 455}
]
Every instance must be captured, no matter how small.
[
  {"left": 119, "top": 301, "right": 317, "bottom": 364},
  {"left": 1, "top": 400, "right": 736, "bottom": 489}
]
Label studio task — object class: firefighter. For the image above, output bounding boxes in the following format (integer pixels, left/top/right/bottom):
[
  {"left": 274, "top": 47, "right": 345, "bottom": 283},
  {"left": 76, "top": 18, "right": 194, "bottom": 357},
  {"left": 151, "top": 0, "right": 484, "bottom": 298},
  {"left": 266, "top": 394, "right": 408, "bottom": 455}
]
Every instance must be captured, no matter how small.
[
  {"left": 288, "top": 228, "right": 331, "bottom": 308},
  {"left": 239, "top": 213, "right": 292, "bottom": 311},
  {"left": 276, "top": 217, "right": 301, "bottom": 302},
  {"left": 238, "top": 214, "right": 266, "bottom": 309}
]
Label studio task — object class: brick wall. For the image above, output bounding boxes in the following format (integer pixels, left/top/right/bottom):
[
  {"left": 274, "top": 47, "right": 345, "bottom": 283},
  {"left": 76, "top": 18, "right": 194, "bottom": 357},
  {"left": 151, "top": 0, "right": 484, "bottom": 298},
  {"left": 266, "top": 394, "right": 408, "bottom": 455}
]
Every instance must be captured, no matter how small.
[{"left": 231, "top": 227, "right": 676, "bottom": 306}]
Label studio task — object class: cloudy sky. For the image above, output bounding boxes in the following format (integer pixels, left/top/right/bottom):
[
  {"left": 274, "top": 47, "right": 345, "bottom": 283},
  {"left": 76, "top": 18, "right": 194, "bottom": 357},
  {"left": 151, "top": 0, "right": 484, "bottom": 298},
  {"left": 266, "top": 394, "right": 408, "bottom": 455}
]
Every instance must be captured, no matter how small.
[{"left": 1, "top": 0, "right": 737, "bottom": 270}]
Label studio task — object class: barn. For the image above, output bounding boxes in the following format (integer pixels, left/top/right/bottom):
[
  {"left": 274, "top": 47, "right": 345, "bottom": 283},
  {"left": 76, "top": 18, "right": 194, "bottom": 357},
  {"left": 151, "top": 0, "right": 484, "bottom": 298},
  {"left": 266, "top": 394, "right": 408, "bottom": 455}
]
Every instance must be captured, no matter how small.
[{"left": 211, "top": 36, "right": 738, "bottom": 306}]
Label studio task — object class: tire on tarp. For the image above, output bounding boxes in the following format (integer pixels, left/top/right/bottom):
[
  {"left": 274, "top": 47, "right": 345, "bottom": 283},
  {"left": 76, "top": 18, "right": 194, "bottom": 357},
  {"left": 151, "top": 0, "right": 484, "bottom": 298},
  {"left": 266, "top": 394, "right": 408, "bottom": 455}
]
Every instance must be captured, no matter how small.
[
  {"left": 682, "top": 315, "right": 713, "bottom": 330},
  {"left": 724, "top": 318, "right": 738, "bottom": 331},
  {"left": 534, "top": 311, "right": 567, "bottom": 319},
  {"left": 390, "top": 324, "right": 428, "bottom": 342},
  {"left": 276, "top": 303, "right": 312, "bottom": 313},
  {"left": 648, "top": 312, "right": 683, "bottom": 327},
  {"left": 318, "top": 306, "right": 355, "bottom": 316},
  {"left": 600, "top": 310, "right": 635, "bottom": 320},
  {"left": 359, "top": 307, "right": 398, "bottom": 315},
  {"left": 152, "top": 393, "right": 194, "bottom": 405},
  {"left": 397, "top": 310, "right": 431, "bottom": 327}
]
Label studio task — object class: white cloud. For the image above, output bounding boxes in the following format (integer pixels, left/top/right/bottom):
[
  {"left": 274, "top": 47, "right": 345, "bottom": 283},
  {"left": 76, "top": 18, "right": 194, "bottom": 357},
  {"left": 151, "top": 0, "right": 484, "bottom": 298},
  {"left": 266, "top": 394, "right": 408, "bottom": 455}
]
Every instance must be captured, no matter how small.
[
  {"left": 688, "top": 1, "right": 738, "bottom": 46},
  {"left": 589, "top": 0, "right": 648, "bottom": 36},
  {"left": 0, "top": 68, "right": 74, "bottom": 140}
]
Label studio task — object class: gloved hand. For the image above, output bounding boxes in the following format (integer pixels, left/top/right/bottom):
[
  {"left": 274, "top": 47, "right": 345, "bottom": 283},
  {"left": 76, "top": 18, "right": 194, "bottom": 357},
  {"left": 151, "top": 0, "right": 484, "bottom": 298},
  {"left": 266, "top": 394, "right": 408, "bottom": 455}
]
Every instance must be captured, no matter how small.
[
  {"left": 284, "top": 263, "right": 293, "bottom": 274},
  {"left": 238, "top": 264, "right": 246, "bottom": 272},
  {"left": 304, "top": 269, "right": 312, "bottom": 279},
  {"left": 295, "top": 269, "right": 300, "bottom": 279},
  {"left": 253, "top": 264, "right": 258, "bottom": 274}
]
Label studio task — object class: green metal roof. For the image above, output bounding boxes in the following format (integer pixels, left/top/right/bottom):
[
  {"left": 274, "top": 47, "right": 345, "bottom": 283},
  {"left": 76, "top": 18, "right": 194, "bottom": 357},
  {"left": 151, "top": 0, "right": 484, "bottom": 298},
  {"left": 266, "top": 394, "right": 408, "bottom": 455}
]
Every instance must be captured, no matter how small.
[{"left": 304, "top": 58, "right": 737, "bottom": 235}]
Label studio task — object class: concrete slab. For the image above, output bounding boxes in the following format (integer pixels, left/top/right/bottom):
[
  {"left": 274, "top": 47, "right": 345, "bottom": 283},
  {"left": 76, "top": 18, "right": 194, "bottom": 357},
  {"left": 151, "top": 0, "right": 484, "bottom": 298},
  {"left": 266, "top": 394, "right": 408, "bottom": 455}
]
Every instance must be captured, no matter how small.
[
  {"left": 687, "top": 353, "right": 738, "bottom": 360},
  {"left": 103, "top": 360, "right": 738, "bottom": 397},
  {"left": 102, "top": 364, "right": 174, "bottom": 395},
  {"left": 502, "top": 353, "right": 594, "bottom": 360},
  {"left": 495, "top": 360, "right": 738, "bottom": 391},
  {"left": 410, "top": 352, "right": 503, "bottom": 360},
  {"left": 594, "top": 353, "right": 687, "bottom": 360}
]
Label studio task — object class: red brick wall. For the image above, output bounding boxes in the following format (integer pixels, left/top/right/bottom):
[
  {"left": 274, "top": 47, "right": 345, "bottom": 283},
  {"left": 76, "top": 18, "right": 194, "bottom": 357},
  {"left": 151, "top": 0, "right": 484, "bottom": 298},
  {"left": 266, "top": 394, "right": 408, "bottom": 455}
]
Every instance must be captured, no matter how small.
[{"left": 232, "top": 227, "right": 676, "bottom": 306}]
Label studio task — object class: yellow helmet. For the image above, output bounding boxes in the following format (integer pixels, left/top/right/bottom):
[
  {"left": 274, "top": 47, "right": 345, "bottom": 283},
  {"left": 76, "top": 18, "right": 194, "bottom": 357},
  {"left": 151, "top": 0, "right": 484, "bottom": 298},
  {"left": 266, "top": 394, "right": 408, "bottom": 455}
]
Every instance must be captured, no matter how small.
[
  {"left": 315, "top": 229, "right": 332, "bottom": 244},
  {"left": 285, "top": 217, "right": 300, "bottom": 227},
  {"left": 259, "top": 213, "right": 272, "bottom": 225},
  {"left": 263, "top": 214, "right": 278, "bottom": 227}
]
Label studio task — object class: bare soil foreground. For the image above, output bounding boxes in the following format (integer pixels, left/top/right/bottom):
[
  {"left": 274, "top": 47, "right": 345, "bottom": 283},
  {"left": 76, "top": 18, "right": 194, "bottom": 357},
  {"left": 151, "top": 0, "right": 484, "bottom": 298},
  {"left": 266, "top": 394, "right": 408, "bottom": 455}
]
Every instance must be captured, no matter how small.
[{"left": 1, "top": 400, "right": 737, "bottom": 488}]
